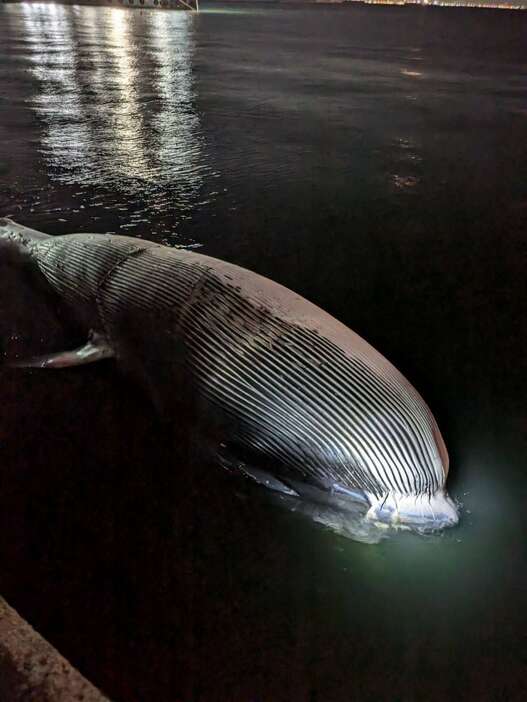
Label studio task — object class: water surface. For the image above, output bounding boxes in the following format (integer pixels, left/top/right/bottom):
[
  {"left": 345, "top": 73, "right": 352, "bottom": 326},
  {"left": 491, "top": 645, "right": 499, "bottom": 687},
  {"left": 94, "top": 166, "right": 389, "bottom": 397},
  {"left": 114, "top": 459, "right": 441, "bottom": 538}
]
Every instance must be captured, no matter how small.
[{"left": 0, "top": 3, "right": 526, "bottom": 701}]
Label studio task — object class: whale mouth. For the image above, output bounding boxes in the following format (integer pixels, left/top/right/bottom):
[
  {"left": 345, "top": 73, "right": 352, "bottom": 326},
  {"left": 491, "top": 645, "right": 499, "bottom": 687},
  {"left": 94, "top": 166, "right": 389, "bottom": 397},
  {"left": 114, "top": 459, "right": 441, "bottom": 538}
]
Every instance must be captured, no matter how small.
[{"left": 366, "top": 490, "right": 459, "bottom": 532}]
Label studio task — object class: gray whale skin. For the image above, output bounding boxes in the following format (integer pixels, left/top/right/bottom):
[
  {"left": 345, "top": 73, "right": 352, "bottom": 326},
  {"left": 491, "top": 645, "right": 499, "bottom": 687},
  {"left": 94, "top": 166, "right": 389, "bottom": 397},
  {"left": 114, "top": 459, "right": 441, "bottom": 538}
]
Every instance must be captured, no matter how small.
[{"left": 0, "top": 218, "right": 458, "bottom": 534}]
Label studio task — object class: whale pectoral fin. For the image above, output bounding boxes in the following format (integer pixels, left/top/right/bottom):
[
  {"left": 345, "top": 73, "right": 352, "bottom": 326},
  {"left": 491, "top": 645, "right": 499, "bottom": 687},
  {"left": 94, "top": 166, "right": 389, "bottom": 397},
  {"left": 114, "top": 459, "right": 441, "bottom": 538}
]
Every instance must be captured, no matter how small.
[{"left": 12, "top": 332, "right": 114, "bottom": 369}]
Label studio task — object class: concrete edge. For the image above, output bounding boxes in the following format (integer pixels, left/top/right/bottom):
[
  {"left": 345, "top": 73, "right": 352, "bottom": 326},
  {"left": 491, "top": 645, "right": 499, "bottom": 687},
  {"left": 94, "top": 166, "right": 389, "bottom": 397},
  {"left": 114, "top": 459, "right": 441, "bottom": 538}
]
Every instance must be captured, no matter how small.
[{"left": 0, "top": 595, "right": 112, "bottom": 702}]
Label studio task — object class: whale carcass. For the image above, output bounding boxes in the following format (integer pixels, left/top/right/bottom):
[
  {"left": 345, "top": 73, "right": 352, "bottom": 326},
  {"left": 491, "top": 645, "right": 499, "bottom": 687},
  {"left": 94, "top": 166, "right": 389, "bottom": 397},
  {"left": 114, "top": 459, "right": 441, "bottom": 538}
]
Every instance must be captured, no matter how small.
[{"left": 0, "top": 218, "right": 459, "bottom": 534}]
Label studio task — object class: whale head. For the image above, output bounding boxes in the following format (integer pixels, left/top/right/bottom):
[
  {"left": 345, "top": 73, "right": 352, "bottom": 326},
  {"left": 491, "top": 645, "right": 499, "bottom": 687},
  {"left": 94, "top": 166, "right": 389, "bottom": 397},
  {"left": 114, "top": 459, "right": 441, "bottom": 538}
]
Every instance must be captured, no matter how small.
[
  {"left": 327, "top": 365, "right": 459, "bottom": 532},
  {"left": 365, "top": 489, "right": 459, "bottom": 532}
]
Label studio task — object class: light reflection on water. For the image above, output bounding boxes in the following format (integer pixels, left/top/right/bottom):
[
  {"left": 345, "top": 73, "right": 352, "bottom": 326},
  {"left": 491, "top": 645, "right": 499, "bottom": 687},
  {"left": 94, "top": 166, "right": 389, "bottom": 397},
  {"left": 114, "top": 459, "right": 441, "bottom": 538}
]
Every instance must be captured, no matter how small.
[
  {"left": 1, "top": 4, "right": 526, "bottom": 699},
  {"left": 22, "top": 3, "right": 93, "bottom": 173},
  {"left": 20, "top": 4, "right": 208, "bottom": 208}
]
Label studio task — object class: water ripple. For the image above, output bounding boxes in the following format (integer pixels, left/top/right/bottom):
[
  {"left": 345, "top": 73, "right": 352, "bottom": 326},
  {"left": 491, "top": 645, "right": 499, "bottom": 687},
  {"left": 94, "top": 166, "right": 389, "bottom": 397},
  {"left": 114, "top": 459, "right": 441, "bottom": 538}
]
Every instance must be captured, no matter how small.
[{"left": 18, "top": 5, "right": 212, "bottom": 217}]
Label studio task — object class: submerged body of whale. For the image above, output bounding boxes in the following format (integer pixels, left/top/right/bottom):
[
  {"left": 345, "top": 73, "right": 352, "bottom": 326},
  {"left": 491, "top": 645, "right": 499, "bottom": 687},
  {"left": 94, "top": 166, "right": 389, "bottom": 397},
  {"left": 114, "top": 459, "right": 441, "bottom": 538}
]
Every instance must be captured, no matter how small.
[{"left": 0, "top": 218, "right": 459, "bottom": 535}]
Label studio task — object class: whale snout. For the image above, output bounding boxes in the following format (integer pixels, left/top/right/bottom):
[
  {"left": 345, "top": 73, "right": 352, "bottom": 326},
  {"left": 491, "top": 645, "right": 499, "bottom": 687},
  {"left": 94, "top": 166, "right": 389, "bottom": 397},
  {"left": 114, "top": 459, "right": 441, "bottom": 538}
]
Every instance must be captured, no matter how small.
[
  {"left": 398, "top": 491, "right": 459, "bottom": 530},
  {"left": 367, "top": 490, "right": 459, "bottom": 532}
]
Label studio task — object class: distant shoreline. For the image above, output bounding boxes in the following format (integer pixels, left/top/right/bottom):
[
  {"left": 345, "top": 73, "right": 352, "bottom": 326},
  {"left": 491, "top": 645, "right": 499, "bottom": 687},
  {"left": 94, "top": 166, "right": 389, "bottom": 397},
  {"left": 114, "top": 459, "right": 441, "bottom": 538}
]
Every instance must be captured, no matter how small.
[
  {"left": 214, "top": 0, "right": 527, "bottom": 10},
  {"left": 1, "top": 0, "right": 525, "bottom": 11}
]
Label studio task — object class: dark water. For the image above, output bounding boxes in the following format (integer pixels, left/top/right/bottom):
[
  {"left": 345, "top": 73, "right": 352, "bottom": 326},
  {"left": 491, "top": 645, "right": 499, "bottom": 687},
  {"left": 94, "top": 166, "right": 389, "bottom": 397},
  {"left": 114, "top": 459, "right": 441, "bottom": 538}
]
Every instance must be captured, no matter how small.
[{"left": 1, "top": 3, "right": 527, "bottom": 700}]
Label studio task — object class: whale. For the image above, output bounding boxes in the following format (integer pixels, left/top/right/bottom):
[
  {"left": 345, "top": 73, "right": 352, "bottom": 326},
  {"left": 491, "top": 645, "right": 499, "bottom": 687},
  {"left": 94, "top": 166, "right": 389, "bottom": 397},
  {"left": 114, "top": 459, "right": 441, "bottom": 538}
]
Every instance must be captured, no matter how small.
[{"left": 0, "top": 218, "right": 459, "bottom": 535}]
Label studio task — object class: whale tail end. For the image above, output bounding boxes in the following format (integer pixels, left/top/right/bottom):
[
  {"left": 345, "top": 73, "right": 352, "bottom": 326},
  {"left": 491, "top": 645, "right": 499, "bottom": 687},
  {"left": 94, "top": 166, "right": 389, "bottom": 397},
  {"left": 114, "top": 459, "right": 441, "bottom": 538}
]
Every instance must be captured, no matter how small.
[
  {"left": 0, "top": 219, "right": 66, "bottom": 367},
  {"left": 0, "top": 218, "right": 51, "bottom": 252}
]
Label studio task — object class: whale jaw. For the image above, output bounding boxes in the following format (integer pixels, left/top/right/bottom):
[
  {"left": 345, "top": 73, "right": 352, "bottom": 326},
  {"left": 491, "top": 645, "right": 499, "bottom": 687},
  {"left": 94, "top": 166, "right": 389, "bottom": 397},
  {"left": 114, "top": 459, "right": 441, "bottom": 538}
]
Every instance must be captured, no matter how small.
[{"left": 366, "top": 489, "right": 459, "bottom": 532}]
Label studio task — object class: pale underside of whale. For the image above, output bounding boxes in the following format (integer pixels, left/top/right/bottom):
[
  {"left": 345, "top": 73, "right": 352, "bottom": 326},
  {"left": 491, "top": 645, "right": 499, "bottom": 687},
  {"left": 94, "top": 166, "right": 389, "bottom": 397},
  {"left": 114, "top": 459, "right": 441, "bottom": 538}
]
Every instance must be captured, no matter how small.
[{"left": 0, "top": 218, "right": 459, "bottom": 538}]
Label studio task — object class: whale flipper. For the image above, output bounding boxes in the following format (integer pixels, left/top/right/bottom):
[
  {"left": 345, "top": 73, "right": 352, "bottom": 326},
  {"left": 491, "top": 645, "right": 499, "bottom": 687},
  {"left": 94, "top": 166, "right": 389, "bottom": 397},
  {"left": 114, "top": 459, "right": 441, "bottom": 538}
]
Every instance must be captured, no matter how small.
[{"left": 12, "top": 332, "right": 114, "bottom": 369}]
